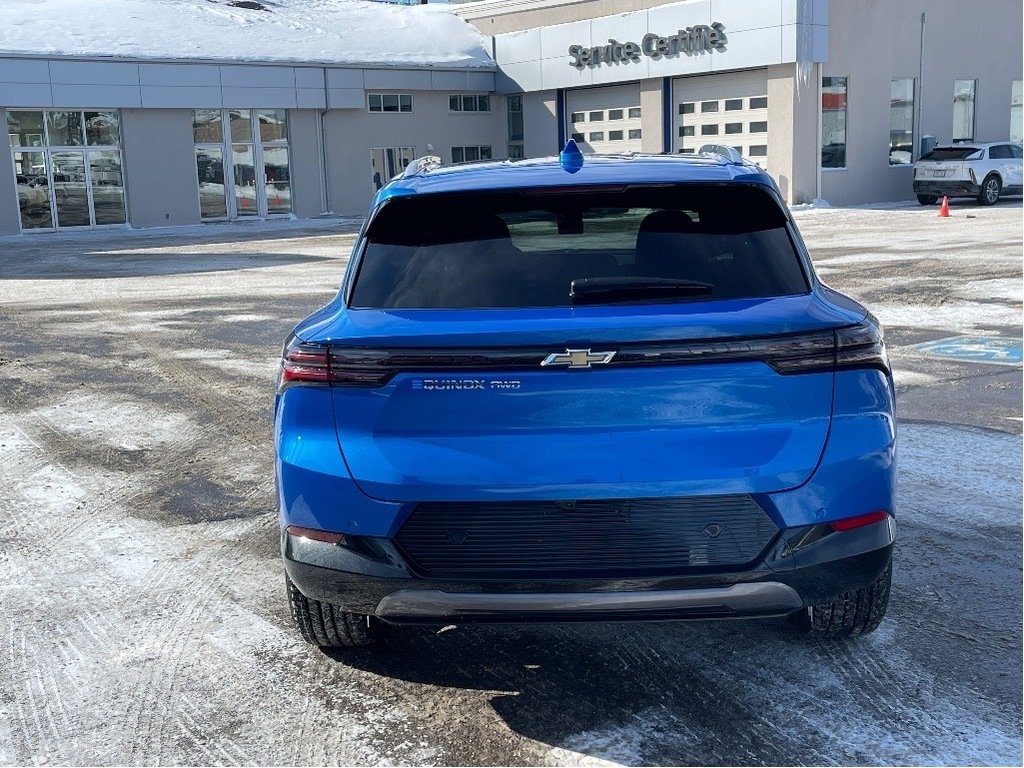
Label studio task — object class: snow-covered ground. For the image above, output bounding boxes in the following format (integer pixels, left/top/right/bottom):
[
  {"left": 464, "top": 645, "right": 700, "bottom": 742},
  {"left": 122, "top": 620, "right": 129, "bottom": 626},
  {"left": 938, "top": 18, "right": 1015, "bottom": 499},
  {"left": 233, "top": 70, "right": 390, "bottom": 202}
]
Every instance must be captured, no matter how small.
[
  {"left": 0, "top": 203, "right": 1020, "bottom": 766},
  {"left": 0, "top": 0, "right": 491, "bottom": 66}
]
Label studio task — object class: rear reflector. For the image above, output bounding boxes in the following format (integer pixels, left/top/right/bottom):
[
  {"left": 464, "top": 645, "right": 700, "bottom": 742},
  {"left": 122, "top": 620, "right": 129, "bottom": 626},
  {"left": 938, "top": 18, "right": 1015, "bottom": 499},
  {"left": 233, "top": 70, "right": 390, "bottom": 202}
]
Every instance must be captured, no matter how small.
[
  {"left": 830, "top": 511, "right": 889, "bottom": 532},
  {"left": 286, "top": 525, "right": 347, "bottom": 545}
]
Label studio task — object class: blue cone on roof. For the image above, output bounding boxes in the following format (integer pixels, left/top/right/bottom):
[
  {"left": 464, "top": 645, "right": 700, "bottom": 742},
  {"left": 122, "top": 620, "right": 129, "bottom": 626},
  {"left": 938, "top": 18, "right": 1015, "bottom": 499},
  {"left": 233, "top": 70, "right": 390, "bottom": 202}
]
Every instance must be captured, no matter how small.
[{"left": 559, "top": 139, "right": 584, "bottom": 174}]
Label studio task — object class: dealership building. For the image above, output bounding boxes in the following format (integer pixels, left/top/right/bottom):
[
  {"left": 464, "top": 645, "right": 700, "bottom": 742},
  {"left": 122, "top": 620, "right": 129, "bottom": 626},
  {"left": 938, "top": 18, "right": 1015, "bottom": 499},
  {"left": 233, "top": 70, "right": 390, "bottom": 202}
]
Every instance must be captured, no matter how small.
[{"left": 0, "top": 0, "right": 1021, "bottom": 235}]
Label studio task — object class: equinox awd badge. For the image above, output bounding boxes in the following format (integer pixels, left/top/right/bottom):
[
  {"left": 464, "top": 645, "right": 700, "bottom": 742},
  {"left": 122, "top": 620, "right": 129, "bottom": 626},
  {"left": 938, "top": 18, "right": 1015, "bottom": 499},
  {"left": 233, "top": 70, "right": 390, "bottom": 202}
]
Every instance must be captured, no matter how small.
[{"left": 541, "top": 348, "right": 617, "bottom": 369}]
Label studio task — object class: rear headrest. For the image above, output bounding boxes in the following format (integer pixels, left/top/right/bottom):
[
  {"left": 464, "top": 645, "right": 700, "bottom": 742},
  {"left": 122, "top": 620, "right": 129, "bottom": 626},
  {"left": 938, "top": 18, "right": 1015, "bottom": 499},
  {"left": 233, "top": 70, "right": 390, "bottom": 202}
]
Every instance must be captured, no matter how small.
[{"left": 637, "top": 209, "right": 696, "bottom": 234}]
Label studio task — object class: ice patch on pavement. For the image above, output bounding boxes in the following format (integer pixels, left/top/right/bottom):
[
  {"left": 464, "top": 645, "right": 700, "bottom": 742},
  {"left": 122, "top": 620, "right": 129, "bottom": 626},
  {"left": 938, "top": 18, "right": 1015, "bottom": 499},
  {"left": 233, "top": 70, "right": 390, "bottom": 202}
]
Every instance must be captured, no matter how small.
[
  {"left": 31, "top": 393, "right": 195, "bottom": 451},
  {"left": 891, "top": 368, "right": 938, "bottom": 387},
  {"left": 872, "top": 300, "right": 1022, "bottom": 331},
  {"left": 953, "top": 277, "right": 1023, "bottom": 302}
]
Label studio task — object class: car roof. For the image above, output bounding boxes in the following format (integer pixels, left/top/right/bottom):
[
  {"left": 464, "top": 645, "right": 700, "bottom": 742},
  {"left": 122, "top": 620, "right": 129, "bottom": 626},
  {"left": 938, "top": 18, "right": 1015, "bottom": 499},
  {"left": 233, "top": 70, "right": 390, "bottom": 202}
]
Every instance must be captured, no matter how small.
[
  {"left": 375, "top": 152, "right": 777, "bottom": 202},
  {"left": 934, "top": 141, "right": 1020, "bottom": 149}
]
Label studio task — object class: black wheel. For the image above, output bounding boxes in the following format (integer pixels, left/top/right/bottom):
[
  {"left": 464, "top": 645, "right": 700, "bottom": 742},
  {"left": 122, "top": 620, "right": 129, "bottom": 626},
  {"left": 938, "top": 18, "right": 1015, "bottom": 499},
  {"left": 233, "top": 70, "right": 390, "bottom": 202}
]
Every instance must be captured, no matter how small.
[
  {"left": 792, "top": 562, "right": 891, "bottom": 638},
  {"left": 286, "top": 574, "right": 378, "bottom": 647},
  {"left": 978, "top": 174, "right": 1001, "bottom": 205},
  {"left": 916, "top": 194, "right": 938, "bottom": 205}
]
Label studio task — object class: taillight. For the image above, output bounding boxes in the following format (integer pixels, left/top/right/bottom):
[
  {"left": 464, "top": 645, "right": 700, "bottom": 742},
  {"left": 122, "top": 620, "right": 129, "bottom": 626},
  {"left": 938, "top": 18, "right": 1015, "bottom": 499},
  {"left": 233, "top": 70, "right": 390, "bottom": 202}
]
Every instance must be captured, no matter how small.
[
  {"left": 279, "top": 335, "right": 331, "bottom": 389},
  {"left": 835, "top": 320, "right": 890, "bottom": 375},
  {"left": 277, "top": 335, "right": 394, "bottom": 391},
  {"left": 830, "top": 511, "right": 889, "bottom": 532}
]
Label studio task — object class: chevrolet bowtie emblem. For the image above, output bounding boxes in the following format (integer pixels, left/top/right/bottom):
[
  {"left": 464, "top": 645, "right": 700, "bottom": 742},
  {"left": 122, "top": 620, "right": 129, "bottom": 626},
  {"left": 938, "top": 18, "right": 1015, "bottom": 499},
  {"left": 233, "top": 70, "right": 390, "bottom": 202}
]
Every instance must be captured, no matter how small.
[{"left": 540, "top": 348, "right": 617, "bottom": 369}]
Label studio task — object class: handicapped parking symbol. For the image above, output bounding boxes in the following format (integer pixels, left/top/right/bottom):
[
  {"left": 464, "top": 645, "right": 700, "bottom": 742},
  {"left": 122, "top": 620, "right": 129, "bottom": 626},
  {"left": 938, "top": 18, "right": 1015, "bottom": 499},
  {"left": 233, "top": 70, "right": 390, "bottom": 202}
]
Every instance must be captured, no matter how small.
[{"left": 908, "top": 336, "right": 1023, "bottom": 366}]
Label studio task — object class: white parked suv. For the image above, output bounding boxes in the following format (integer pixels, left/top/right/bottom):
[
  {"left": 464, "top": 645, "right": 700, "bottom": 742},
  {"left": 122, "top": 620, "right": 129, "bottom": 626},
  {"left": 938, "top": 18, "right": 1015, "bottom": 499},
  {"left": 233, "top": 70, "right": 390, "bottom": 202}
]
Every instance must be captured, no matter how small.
[{"left": 913, "top": 142, "right": 1023, "bottom": 206}]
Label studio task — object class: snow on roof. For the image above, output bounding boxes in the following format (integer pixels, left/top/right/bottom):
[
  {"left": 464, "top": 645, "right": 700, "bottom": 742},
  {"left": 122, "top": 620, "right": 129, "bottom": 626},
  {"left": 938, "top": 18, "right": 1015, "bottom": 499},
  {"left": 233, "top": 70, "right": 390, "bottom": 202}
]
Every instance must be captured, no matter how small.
[{"left": 0, "top": 0, "right": 494, "bottom": 68}]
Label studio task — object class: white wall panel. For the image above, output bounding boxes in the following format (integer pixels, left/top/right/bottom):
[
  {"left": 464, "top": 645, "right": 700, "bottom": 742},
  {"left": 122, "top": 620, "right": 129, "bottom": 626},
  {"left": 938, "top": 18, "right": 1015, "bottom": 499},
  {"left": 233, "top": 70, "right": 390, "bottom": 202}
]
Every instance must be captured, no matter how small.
[
  {"left": 139, "top": 63, "right": 219, "bottom": 87},
  {"left": 0, "top": 59, "right": 50, "bottom": 84},
  {"left": 220, "top": 65, "right": 295, "bottom": 88},
  {"left": 0, "top": 82, "right": 53, "bottom": 107},
  {"left": 221, "top": 86, "right": 296, "bottom": 107},
  {"left": 50, "top": 83, "right": 141, "bottom": 107},
  {"left": 49, "top": 61, "right": 139, "bottom": 85},
  {"left": 141, "top": 85, "right": 222, "bottom": 108},
  {"left": 363, "top": 69, "right": 431, "bottom": 90}
]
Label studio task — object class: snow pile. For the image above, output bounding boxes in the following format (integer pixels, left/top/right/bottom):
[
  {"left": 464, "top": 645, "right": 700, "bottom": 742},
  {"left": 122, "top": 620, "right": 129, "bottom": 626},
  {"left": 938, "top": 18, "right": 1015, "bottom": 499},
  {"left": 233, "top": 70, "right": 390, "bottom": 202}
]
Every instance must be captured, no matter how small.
[
  {"left": 0, "top": 0, "right": 493, "bottom": 67},
  {"left": 789, "top": 198, "right": 831, "bottom": 211}
]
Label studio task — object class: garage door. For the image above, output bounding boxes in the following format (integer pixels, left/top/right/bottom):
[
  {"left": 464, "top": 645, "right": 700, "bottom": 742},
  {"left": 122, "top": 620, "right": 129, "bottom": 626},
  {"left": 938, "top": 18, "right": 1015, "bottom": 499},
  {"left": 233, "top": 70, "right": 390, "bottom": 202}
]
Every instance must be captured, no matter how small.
[
  {"left": 566, "top": 84, "right": 643, "bottom": 155},
  {"left": 673, "top": 72, "right": 769, "bottom": 170}
]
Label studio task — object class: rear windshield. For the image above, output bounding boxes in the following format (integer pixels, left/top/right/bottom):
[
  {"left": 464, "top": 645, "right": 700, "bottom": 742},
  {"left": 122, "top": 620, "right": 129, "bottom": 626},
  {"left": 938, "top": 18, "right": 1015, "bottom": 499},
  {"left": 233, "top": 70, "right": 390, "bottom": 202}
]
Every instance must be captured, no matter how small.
[
  {"left": 350, "top": 185, "right": 809, "bottom": 309},
  {"left": 920, "top": 147, "right": 981, "bottom": 161}
]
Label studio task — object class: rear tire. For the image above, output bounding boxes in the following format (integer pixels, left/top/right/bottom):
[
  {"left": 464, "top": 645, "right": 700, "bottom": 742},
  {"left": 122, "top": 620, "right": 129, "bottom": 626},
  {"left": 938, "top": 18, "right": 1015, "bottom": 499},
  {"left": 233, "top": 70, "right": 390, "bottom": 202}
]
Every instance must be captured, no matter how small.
[
  {"left": 916, "top": 194, "right": 938, "bottom": 205},
  {"left": 792, "top": 562, "right": 891, "bottom": 638},
  {"left": 286, "top": 575, "right": 378, "bottom": 647},
  {"left": 978, "top": 174, "right": 1001, "bottom": 205}
]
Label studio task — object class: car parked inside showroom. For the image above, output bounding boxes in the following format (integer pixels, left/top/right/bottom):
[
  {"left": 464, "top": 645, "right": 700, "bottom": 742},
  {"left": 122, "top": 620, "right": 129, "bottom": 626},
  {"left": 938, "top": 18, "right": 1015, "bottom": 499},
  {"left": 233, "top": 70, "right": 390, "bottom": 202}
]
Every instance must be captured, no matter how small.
[
  {"left": 913, "top": 141, "right": 1023, "bottom": 205},
  {"left": 274, "top": 142, "right": 897, "bottom": 649}
]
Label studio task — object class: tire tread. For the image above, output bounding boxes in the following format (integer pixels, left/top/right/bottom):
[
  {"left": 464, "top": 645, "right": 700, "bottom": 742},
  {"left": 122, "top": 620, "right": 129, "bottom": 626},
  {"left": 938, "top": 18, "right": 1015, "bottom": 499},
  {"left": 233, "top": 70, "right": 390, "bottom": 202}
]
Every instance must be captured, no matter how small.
[{"left": 286, "top": 575, "right": 377, "bottom": 648}]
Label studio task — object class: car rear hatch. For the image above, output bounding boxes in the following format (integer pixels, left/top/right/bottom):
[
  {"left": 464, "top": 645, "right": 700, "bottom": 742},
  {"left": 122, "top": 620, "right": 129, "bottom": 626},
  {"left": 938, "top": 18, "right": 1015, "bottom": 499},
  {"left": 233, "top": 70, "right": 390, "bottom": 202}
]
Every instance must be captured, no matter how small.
[
  {"left": 297, "top": 183, "right": 866, "bottom": 502},
  {"left": 915, "top": 146, "right": 981, "bottom": 182}
]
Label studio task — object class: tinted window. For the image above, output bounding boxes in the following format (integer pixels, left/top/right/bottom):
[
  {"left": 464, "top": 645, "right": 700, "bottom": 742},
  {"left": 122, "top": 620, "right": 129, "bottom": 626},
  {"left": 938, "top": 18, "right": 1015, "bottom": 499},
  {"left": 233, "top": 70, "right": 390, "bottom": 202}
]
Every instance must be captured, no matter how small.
[
  {"left": 1012, "top": 145, "right": 1023, "bottom": 159},
  {"left": 989, "top": 144, "right": 1012, "bottom": 159},
  {"left": 352, "top": 186, "right": 808, "bottom": 309},
  {"left": 920, "top": 147, "right": 981, "bottom": 161}
]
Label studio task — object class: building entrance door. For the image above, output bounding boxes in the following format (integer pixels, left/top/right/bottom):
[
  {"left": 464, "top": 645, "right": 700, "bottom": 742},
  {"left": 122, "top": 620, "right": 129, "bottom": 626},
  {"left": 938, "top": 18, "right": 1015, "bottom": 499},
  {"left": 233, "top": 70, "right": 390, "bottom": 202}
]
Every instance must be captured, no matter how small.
[{"left": 193, "top": 109, "right": 291, "bottom": 221}]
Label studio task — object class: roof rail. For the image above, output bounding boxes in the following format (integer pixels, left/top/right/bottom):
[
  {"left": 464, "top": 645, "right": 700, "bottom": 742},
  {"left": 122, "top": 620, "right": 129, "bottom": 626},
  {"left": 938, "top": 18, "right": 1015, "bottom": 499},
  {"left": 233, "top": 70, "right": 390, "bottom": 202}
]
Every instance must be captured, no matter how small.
[
  {"left": 697, "top": 144, "right": 745, "bottom": 164},
  {"left": 400, "top": 155, "right": 443, "bottom": 178}
]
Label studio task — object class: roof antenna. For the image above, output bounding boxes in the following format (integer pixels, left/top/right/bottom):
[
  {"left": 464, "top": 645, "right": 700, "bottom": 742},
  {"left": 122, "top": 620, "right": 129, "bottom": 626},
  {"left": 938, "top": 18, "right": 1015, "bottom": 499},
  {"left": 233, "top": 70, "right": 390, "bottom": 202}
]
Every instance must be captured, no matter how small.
[{"left": 559, "top": 139, "right": 584, "bottom": 174}]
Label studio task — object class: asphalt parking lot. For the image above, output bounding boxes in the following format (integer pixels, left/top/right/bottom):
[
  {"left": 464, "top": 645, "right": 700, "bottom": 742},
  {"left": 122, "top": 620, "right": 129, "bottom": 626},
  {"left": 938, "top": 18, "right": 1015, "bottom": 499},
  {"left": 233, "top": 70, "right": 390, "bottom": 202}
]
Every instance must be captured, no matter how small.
[{"left": 0, "top": 201, "right": 1021, "bottom": 766}]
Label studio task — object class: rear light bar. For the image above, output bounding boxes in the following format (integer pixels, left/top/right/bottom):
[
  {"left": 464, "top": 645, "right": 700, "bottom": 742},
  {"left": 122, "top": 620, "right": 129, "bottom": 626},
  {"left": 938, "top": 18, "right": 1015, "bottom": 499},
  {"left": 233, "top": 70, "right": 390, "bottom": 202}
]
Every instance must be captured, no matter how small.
[
  {"left": 830, "top": 511, "right": 890, "bottom": 532},
  {"left": 278, "top": 320, "right": 889, "bottom": 390}
]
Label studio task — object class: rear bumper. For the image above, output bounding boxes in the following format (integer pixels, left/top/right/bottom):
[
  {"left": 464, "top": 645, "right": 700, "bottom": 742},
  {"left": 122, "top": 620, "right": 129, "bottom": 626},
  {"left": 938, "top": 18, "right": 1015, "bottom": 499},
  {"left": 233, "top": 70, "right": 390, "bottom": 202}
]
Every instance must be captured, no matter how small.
[
  {"left": 282, "top": 517, "right": 895, "bottom": 623},
  {"left": 913, "top": 179, "right": 980, "bottom": 197}
]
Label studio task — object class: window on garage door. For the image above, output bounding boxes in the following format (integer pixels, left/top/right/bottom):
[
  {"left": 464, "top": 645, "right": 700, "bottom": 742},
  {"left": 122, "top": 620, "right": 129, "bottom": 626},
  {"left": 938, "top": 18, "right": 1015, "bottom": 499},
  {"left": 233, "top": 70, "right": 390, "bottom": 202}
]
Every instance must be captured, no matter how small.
[{"left": 675, "top": 89, "right": 769, "bottom": 168}]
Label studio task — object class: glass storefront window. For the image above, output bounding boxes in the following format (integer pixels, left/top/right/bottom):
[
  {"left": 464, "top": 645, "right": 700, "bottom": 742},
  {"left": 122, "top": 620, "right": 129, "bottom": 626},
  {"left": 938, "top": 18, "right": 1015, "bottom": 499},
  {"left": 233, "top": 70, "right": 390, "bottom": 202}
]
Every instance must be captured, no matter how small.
[
  {"left": 8, "top": 109, "right": 124, "bottom": 230},
  {"left": 507, "top": 94, "right": 524, "bottom": 142},
  {"left": 821, "top": 76, "right": 848, "bottom": 168},
  {"left": 85, "top": 112, "right": 120, "bottom": 146},
  {"left": 889, "top": 79, "right": 915, "bottom": 165},
  {"left": 13, "top": 150, "right": 52, "bottom": 229},
  {"left": 89, "top": 150, "right": 126, "bottom": 225},
  {"left": 196, "top": 147, "right": 227, "bottom": 219},
  {"left": 50, "top": 151, "right": 90, "bottom": 227},
  {"left": 7, "top": 111, "right": 45, "bottom": 147},
  {"left": 228, "top": 110, "right": 253, "bottom": 142},
  {"left": 258, "top": 109, "right": 288, "bottom": 142},
  {"left": 193, "top": 110, "right": 223, "bottom": 143},
  {"left": 371, "top": 147, "right": 414, "bottom": 190},
  {"left": 263, "top": 145, "right": 291, "bottom": 215},
  {"left": 953, "top": 80, "right": 976, "bottom": 142},
  {"left": 232, "top": 144, "right": 258, "bottom": 217},
  {"left": 46, "top": 112, "right": 84, "bottom": 146}
]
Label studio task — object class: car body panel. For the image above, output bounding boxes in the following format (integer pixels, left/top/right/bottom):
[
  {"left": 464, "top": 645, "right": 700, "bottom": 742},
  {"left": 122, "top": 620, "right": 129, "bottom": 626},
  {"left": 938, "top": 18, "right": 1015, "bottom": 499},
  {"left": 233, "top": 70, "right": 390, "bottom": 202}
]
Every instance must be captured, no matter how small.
[
  {"left": 913, "top": 141, "right": 1023, "bottom": 198},
  {"left": 274, "top": 151, "right": 897, "bottom": 622}
]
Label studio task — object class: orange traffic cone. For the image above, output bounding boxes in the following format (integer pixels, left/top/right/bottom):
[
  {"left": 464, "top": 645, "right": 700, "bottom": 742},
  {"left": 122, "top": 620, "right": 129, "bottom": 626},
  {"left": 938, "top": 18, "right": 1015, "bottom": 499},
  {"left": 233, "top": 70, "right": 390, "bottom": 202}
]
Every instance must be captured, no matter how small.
[{"left": 938, "top": 196, "right": 950, "bottom": 217}]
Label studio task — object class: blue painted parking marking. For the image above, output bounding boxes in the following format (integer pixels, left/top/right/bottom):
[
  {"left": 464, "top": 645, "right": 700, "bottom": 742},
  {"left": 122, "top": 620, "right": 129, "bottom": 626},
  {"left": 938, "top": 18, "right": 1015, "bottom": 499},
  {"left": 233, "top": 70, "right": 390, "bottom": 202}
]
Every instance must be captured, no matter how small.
[{"left": 907, "top": 336, "right": 1023, "bottom": 366}]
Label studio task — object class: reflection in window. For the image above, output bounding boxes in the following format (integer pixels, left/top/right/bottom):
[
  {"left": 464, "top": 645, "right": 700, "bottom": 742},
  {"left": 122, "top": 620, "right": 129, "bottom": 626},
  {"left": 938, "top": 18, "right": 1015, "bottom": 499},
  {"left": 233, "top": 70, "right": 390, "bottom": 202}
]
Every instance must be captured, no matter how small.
[
  {"left": 228, "top": 110, "right": 252, "bottom": 142},
  {"left": 609, "top": 130, "right": 624, "bottom": 141},
  {"left": 821, "top": 76, "right": 848, "bottom": 168},
  {"left": 258, "top": 109, "right": 287, "bottom": 142},
  {"left": 46, "top": 112, "right": 84, "bottom": 146},
  {"left": 953, "top": 80, "right": 976, "bottom": 142},
  {"left": 609, "top": 109, "right": 624, "bottom": 120},
  {"left": 749, "top": 96, "right": 768, "bottom": 109},
  {"left": 6, "top": 111, "right": 45, "bottom": 147},
  {"left": 725, "top": 99, "right": 743, "bottom": 111},
  {"left": 589, "top": 132, "right": 604, "bottom": 141},
  {"left": 193, "top": 110, "right": 223, "bottom": 143},
  {"left": 85, "top": 112, "right": 120, "bottom": 145},
  {"left": 628, "top": 107, "right": 642, "bottom": 119},
  {"left": 628, "top": 129, "right": 642, "bottom": 140},
  {"left": 368, "top": 94, "right": 413, "bottom": 113},
  {"left": 700, "top": 101, "right": 719, "bottom": 113},
  {"left": 889, "top": 79, "right": 915, "bottom": 165},
  {"left": 571, "top": 112, "right": 585, "bottom": 123},
  {"left": 679, "top": 103, "right": 695, "bottom": 115}
]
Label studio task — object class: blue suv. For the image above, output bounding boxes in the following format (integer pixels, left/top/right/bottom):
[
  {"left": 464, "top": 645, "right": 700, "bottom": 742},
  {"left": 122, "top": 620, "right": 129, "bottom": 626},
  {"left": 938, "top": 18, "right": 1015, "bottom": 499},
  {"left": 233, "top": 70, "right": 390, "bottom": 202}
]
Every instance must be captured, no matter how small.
[{"left": 275, "top": 144, "right": 896, "bottom": 648}]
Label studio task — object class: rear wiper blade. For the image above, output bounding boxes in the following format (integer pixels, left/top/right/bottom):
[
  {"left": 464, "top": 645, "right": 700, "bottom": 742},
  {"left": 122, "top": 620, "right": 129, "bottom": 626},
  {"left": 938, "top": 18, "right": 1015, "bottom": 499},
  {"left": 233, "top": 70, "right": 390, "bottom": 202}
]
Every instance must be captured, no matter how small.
[{"left": 570, "top": 277, "right": 713, "bottom": 305}]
